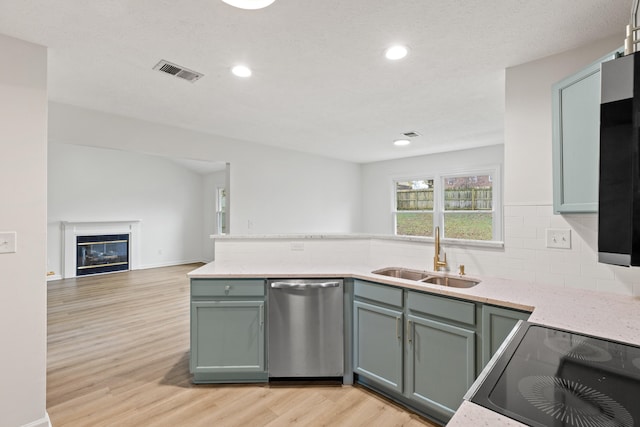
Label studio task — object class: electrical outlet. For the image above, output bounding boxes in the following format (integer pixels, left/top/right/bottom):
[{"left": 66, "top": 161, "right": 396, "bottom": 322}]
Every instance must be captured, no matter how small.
[
  {"left": 546, "top": 228, "right": 571, "bottom": 249},
  {"left": 0, "top": 231, "right": 17, "bottom": 254}
]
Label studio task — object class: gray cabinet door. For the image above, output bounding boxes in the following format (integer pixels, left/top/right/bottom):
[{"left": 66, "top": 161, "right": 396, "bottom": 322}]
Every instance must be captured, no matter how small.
[
  {"left": 552, "top": 49, "right": 622, "bottom": 213},
  {"left": 191, "top": 300, "right": 265, "bottom": 375},
  {"left": 481, "top": 305, "right": 529, "bottom": 367},
  {"left": 353, "top": 300, "right": 403, "bottom": 393},
  {"left": 406, "top": 314, "right": 475, "bottom": 422}
]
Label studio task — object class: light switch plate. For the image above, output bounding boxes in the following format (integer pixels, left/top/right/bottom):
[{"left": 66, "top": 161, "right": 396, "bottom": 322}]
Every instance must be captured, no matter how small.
[
  {"left": 546, "top": 228, "right": 571, "bottom": 249},
  {"left": 0, "top": 231, "right": 17, "bottom": 254}
]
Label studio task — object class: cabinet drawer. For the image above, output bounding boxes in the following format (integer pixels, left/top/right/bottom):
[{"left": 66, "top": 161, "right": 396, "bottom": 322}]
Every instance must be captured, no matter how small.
[
  {"left": 354, "top": 280, "right": 403, "bottom": 308},
  {"left": 191, "top": 279, "right": 265, "bottom": 297},
  {"left": 407, "top": 291, "right": 475, "bottom": 326}
]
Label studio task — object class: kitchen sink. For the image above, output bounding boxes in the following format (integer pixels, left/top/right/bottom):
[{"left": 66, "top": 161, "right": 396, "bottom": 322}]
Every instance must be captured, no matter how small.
[
  {"left": 420, "top": 276, "right": 478, "bottom": 288},
  {"left": 371, "top": 267, "right": 479, "bottom": 288},
  {"left": 371, "top": 267, "right": 431, "bottom": 281}
]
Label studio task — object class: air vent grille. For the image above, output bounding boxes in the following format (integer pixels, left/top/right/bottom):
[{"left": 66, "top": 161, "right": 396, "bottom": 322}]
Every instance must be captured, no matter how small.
[
  {"left": 153, "top": 60, "right": 203, "bottom": 83},
  {"left": 403, "top": 131, "right": 421, "bottom": 138}
]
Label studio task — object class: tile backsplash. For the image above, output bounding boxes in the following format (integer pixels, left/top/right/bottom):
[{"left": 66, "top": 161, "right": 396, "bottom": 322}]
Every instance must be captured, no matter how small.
[{"left": 501, "top": 204, "right": 640, "bottom": 296}]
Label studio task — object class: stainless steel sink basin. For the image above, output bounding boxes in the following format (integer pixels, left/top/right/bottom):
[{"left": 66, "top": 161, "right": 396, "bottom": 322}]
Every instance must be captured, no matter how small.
[
  {"left": 371, "top": 267, "right": 479, "bottom": 288},
  {"left": 420, "top": 276, "right": 478, "bottom": 288},
  {"left": 371, "top": 267, "right": 431, "bottom": 281}
]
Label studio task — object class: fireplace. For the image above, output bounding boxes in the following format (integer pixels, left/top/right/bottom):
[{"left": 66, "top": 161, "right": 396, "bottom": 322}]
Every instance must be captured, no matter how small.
[
  {"left": 76, "top": 234, "right": 129, "bottom": 276},
  {"left": 62, "top": 221, "right": 141, "bottom": 279}
]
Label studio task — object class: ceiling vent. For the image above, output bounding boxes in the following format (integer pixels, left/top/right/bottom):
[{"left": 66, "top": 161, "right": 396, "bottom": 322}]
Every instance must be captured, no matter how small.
[
  {"left": 402, "top": 131, "right": 421, "bottom": 138},
  {"left": 153, "top": 60, "right": 203, "bottom": 83}
]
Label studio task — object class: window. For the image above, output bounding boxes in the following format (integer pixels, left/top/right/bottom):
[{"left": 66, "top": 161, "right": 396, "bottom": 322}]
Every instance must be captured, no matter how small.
[
  {"left": 443, "top": 173, "right": 494, "bottom": 241},
  {"left": 216, "top": 187, "right": 227, "bottom": 234},
  {"left": 394, "top": 169, "right": 500, "bottom": 242},
  {"left": 394, "top": 179, "right": 434, "bottom": 237}
]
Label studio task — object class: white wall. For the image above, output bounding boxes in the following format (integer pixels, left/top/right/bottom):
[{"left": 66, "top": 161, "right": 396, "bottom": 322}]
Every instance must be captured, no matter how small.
[
  {"left": 48, "top": 103, "right": 362, "bottom": 236},
  {"left": 0, "top": 34, "right": 49, "bottom": 427},
  {"left": 360, "top": 145, "right": 504, "bottom": 234},
  {"left": 503, "top": 34, "right": 640, "bottom": 296},
  {"left": 48, "top": 143, "right": 206, "bottom": 276}
]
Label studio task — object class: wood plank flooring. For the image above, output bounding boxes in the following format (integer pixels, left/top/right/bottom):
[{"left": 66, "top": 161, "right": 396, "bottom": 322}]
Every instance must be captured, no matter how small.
[{"left": 47, "top": 264, "right": 440, "bottom": 427}]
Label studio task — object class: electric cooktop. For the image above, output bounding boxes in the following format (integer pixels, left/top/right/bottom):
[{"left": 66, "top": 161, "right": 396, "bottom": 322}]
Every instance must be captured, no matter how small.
[{"left": 469, "top": 322, "right": 640, "bottom": 427}]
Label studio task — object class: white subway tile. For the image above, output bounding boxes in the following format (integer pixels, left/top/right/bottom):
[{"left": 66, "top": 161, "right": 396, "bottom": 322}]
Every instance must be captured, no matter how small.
[
  {"left": 505, "top": 205, "right": 539, "bottom": 218},
  {"left": 596, "top": 279, "right": 634, "bottom": 295},
  {"left": 524, "top": 215, "right": 551, "bottom": 228},
  {"left": 564, "top": 275, "right": 597, "bottom": 291},
  {"left": 536, "top": 205, "right": 554, "bottom": 217},
  {"left": 580, "top": 261, "right": 615, "bottom": 280},
  {"left": 549, "top": 215, "right": 571, "bottom": 228},
  {"left": 534, "top": 272, "right": 565, "bottom": 287},
  {"left": 504, "top": 236, "right": 524, "bottom": 249},
  {"left": 522, "top": 238, "right": 545, "bottom": 250},
  {"left": 550, "top": 260, "right": 580, "bottom": 276},
  {"left": 505, "top": 226, "right": 538, "bottom": 239}
]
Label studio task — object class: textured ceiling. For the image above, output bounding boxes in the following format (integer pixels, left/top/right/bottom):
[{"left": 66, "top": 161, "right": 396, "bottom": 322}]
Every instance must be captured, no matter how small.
[{"left": 0, "top": 0, "right": 632, "bottom": 163}]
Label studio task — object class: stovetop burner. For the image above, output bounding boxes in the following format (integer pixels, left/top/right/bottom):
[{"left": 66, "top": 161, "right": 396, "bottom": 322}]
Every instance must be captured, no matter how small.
[
  {"left": 544, "top": 335, "right": 613, "bottom": 362},
  {"left": 469, "top": 322, "right": 640, "bottom": 427},
  {"left": 518, "top": 375, "right": 633, "bottom": 427}
]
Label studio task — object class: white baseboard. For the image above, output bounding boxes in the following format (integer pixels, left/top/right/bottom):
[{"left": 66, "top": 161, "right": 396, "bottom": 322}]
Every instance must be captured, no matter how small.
[
  {"left": 138, "top": 259, "right": 203, "bottom": 270},
  {"left": 22, "top": 412, "right": 51, "bottom": 427},
  {"left": 46, "top": 274, "right": 62, "bottom": 282}
]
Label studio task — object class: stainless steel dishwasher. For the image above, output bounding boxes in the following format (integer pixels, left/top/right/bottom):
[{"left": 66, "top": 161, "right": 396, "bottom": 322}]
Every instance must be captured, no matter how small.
[{"left": 268, "top": 279, "right": 344, "bottom": 378}]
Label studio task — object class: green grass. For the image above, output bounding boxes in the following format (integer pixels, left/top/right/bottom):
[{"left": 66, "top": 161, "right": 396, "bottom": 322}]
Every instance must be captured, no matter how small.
[
  {"left": 396, "top": 212, "right": 433, "bottom": 237},
  {"left": 397, "top": 212, "right": 492, "bottom": 240}
]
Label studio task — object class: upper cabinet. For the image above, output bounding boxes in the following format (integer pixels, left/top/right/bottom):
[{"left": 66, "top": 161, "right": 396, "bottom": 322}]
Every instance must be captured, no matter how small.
[{"left": 552, "top": 48, "right": 623, "bottom": 214}]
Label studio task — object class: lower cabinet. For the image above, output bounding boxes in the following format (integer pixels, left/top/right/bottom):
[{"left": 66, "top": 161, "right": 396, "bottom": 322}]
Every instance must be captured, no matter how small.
[
  {"left": 190, "top": 279, "right": 267, "bottom": 383},
  {"left": 353, "top": 300, "right": 403, "bottom": 393},
  {"left": 406, "top": 314, "right": 475, "bottom": 421},
  {"left": 189, "top": 277, "right": 531, "bottom": 421},
  {"left": 481, "top": 304, "right": 531, "bottom": 367},
  {"left": 353, "top": 279, "right": 530, "bottom": 424}
]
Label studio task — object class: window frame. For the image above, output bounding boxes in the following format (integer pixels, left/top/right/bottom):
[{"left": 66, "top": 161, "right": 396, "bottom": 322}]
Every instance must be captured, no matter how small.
[
  {"left": 392, "top": 166, "right": 502, "bottom": 243},
  {"left": 392, "top": 178, "right": 435, "bottom": 238}
]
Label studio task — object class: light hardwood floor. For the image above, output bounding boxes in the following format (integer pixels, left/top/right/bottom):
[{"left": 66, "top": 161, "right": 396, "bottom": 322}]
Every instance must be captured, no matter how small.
[{"left": 47, "top": 264, "right": 440, "bottom": 427}]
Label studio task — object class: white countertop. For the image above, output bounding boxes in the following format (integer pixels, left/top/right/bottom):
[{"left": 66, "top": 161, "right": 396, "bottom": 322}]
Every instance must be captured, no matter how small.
[{"left": 187, "top": 261, "right": 640, "bottom": 425}]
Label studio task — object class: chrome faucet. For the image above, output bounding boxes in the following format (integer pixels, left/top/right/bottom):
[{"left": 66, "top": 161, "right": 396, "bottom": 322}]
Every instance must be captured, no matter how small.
[{"left": 433, "top": 226, "right": 447, "bottom": 271}]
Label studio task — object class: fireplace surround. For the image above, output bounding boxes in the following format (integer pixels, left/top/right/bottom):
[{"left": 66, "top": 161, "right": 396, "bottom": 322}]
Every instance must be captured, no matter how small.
[{"left": 62, "top": 221, "right": 141, "bottom": 278}]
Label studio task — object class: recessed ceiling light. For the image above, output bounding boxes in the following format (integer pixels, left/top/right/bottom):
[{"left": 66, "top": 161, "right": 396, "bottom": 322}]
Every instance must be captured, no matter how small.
[
  {"left": 231, "top": 65, "right": 252, "bottom": 77},
  {"left": 393, "top": 139, "right": 411, "bottom": 147},
  {"left": 385, "top": 45, "right": 408, "bottom": 60},
  {"left": 221, "top": 0, "right": 275, "bottom": 9}
]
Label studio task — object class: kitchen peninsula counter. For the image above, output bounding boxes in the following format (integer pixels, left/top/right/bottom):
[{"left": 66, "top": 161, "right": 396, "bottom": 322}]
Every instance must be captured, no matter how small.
[
  {"left": 188, "top": 261, "right": 640, "bottom": 425},
  {"left": 189, "top": 261, "right": 640, "bottom": 347}
]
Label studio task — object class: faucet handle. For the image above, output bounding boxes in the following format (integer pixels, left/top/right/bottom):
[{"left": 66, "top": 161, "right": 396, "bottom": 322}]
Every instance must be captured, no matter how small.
[{"left": 458, "top": 264, "right": 465, "bottom": 276}]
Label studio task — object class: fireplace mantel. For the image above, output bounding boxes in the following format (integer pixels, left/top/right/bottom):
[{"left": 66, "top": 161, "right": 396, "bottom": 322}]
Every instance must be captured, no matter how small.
[{"left": 62, "top": 221, "right": 141, "bottom": 279}]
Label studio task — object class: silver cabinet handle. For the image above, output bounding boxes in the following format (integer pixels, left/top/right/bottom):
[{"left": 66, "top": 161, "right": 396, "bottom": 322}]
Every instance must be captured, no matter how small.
[
  {"left": 259, "top": 303, "right": 264, "bottom": 328},
  {"left": 270, "top": 281, "right": 341, "bottom": 289},
  {"left": 396, "top": 317, "right": 401, "bottom": 339},
  {"left": 407, "top": 320, "right": 413, "bottom": 344}
]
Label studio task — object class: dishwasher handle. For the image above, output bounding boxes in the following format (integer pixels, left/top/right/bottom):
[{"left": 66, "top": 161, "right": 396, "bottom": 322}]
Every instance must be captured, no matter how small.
[{"left": 270, "top": 281, "right": 341, "bottom": 289}]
